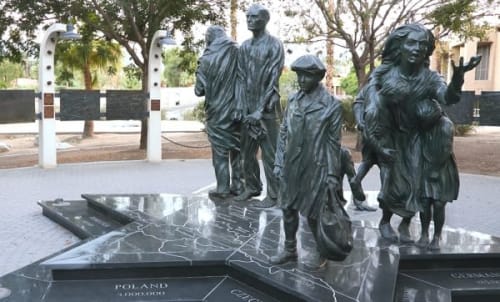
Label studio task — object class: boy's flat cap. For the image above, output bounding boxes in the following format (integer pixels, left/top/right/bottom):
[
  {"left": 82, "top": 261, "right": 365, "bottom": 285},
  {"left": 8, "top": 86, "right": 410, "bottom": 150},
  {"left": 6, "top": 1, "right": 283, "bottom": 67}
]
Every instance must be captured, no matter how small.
[{"left": 291, "top": 55, "right": 326, "bottom": 75}]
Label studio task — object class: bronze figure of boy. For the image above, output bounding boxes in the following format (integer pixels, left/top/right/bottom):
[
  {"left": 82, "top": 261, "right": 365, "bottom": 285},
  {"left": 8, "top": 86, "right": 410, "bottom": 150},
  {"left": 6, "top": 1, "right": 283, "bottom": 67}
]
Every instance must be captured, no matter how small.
[{"left": 271, "top": 55, "right": 343, "bottom": 265}]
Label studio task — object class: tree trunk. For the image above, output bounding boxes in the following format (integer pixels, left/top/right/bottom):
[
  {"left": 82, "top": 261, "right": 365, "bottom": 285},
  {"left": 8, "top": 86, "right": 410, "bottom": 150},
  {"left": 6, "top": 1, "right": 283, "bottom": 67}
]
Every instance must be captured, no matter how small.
[
  {"left": 432, "top": 27, "right": 442, "bottom": 73},
  {"left": 82, "top": 65, "right": 95, "bottom": 138},
  {"left": 325, "top": 37, "right": 334, "bottom": 93},
  {"left": 324, "top": 0, "right": 334, "bottom": 93},
  {"left": 139, "top": 65, "right": 148, "bottom": 150},
  {"left": 230, "top": 0, "right": 238, "bottom": 40}
]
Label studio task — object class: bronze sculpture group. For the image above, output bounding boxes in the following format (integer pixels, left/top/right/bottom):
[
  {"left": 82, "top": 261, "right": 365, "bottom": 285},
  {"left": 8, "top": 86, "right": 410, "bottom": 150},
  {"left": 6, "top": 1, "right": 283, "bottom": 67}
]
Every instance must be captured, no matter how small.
[
  {"left": 353, "top": 24, "right": 480, "bottom": 250},
  {"left": 195, "top": 3, "right": 481, "bottom": 264}
]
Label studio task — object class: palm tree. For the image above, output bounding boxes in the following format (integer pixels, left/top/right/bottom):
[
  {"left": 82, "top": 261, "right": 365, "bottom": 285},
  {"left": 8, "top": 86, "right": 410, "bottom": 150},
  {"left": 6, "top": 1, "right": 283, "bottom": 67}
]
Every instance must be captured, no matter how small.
[{"left": 58, "top": 39, "right": 122, "bottom": 138}]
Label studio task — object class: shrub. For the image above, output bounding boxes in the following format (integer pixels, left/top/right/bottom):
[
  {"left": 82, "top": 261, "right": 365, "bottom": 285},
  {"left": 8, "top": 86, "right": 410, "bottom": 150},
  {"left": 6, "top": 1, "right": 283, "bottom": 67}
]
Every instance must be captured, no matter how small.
[
  {"left": 183, "top": 100, "right": 206, "bottom": 122},
  {"left": 454, "top": 124, "right": 475, "bottom": 136},
  {"left": 340, "top": 97, "right": 356, "bottom": 132}
]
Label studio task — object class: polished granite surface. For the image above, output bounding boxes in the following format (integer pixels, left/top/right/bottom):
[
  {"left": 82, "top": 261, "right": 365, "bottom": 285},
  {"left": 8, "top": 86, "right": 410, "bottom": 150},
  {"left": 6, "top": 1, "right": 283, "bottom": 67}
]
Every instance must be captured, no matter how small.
[{"left": 1, "top": 193, "right": 500, "bottom": 301}]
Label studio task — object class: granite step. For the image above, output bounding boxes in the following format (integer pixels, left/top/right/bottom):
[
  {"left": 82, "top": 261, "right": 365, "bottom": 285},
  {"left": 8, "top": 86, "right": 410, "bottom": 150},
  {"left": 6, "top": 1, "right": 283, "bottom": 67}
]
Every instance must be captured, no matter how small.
[{"left": 39, "top": 199, "right": 126, "bottom": 239}]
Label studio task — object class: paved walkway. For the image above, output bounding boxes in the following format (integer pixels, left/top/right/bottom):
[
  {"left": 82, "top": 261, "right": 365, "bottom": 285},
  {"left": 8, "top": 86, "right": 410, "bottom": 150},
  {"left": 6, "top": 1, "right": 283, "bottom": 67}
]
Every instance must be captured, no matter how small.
[
  {"left": 0, "top": 159, "right": 499, "bottom": 277},
  {"left": 0, "top": 120, "right": 205, "bottom": 134}
]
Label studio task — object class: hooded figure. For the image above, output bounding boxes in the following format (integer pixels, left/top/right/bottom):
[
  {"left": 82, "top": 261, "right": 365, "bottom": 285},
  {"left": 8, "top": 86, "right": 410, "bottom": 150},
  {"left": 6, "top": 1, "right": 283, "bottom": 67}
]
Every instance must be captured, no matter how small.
[{"left": 195, "top": 25, "right": 243, "bottom": 201}]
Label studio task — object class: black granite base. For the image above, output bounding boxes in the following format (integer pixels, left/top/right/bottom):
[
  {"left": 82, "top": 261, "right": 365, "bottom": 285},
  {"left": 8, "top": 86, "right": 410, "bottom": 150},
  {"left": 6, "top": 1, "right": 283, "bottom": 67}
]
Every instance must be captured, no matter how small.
[
  {"left": 39, "top": 199, "right": 127, "bottom": 239},
  {"left": 1, "top": 193, "right": 500, "bottom": 301}
]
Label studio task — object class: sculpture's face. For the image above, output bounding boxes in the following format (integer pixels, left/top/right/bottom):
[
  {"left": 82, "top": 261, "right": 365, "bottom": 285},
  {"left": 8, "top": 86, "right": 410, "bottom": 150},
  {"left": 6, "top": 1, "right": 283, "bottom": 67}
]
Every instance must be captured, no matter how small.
[
  {"left": 297, "top": 72, "right": 320, "bottom": 93},
  {"left": 400, "top": 30, "right": 428, "bottom": 65},
  {"left": 205, "top": 31, "right": 213, "bottom": 46},
  {"left": 246, "top": 8, "right": 267, "bottom": 31}
]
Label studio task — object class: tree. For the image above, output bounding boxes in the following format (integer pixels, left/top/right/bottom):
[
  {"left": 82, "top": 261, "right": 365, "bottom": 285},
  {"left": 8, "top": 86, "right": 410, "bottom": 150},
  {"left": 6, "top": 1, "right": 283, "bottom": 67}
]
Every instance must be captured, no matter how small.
[
  {"left": 56, "top": 38, "right": 122, "bottom": 138},
  {"left": 0, "top": 60, "right": 23, "bottom": 88},
  {"left": 229, "top": 0, "right": 238, "bottom": 40},
  {"left": 122, "top": 63, "right": 142, "bottom": 89},
  {"left": 1, "top": 0, "right": 226, "bottom": 149},
  {"left": 0, "top": 1, "right": 74, "bottom": 62},
  {"left": 281, "top": 0, "right": 498, "bottom": 88},
  {"left": 339, "top": 68, "right": 358, "bottom": 98},
  {"left": 163, "top": 47, "right": 197, "bottom": 87},
  {"left": 69, "top": 0, "right": 226, "bottom": 149}
]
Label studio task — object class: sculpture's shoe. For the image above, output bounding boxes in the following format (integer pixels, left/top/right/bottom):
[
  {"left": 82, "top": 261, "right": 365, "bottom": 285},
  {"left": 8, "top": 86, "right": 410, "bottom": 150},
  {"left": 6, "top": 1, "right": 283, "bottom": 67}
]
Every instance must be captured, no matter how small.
[
  {"left": 428, "top": 237, "right": 441, "bottom": 250},
  {"left": 379, "top": 223, "right": 399, "bottom": 242},
  {"left": 208, "top": 190, "right": 233, "bottom": 203},
  {"left": 229, "top": 183, "right": 244, "bottom": 197},
  {"left": 249, "top": 196, "right": 276, "bottom": 208},
  {"left": 416, "top": 235, "right": 430, "bottom": 248},
  {"left": 349, "top": 179, "right": 366, "bottom": 201},
  {"left": 233, "top": 190, "right": 260, "bottom": 202},
  {"left": 269, "top": 250, "right": 298, "bottom": 265},
  {"left": 353, "top": 199, "right": 377, "bottom": 212},
  {"left": 303, "top": 255, "right": 328, "bottom": 270},
  {"left": 398, "top": 223, "right": 414, "bottom": 243}
]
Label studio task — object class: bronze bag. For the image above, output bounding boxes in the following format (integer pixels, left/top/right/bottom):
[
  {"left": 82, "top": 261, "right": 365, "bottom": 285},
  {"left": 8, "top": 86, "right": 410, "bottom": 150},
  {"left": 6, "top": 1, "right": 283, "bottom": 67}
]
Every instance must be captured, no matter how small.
[{"left": 316, "top": 187, "right": 353, "bottom": 261}]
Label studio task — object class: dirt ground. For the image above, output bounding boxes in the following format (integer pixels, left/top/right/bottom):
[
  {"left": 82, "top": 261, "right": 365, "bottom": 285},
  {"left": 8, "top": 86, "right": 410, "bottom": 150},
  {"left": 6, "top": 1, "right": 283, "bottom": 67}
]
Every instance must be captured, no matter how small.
[{"left": 0, "top": 128, "right": 499, "bottom": 177}]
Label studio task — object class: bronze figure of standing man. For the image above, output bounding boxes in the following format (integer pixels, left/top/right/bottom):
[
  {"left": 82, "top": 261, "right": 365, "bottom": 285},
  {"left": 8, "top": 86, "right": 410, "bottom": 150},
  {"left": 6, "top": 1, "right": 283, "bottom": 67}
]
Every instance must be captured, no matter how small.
[
  {"left": 195, "top": 26, "right": 243, "bottom": 202},
  {"left": 234, "top": 3, "right": 284, "bottom": 208}
]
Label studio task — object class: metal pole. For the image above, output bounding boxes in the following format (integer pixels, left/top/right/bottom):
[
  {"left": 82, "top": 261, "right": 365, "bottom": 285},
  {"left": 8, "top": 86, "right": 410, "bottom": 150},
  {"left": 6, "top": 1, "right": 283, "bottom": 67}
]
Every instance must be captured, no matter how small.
[
  {"left": 38, "top": 23, "right": 67, "bottom": 168},
  {"left": 147, "top": 30, "right": 168, "bottom": 162}
]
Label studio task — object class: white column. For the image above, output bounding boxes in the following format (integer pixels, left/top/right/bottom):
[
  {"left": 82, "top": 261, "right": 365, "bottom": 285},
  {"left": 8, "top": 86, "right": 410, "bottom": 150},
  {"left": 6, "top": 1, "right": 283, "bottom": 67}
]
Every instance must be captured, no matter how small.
[
  {"left": 147, "top": 30, "right": 168, "bottom": 162},
  {"left": 38, "top": 23, "right": 66, "bottom": 168}
]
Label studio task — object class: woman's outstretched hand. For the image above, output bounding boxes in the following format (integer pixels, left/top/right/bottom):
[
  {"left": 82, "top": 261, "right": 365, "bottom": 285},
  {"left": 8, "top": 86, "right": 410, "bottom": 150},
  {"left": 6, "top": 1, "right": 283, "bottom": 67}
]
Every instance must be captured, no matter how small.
[{"left": 451, "top": 55, "right": 482, "bottom": 88}]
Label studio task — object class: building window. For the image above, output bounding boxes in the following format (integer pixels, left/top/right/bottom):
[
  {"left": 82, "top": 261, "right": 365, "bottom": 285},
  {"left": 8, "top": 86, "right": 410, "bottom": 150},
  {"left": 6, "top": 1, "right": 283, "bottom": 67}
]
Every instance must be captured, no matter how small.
[{"left": 475, "top": 44, "right": 490, "bottom": 80}]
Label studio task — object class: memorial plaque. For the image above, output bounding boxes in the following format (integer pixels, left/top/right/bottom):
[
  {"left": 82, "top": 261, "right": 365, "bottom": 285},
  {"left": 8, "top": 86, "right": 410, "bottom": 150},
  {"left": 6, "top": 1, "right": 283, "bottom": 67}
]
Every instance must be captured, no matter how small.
[
  {"left": 151, "top": 99, "right": 161, "bottom": 111},
  {"left": 443, "top": 91, "right": 474, "bottom": 124},
  {"left": 44, "top": 93, "right": 54, "bottom": 105},
  {"left": 106, "top": 90, "right": 146, "bottom": 120},
  {"left": 59, "top": 90, "right": 101, "bottom": 121},
  {"left": 44, "top": 106, "right": 54, "bottom": 119},
  {"left": 478, "top": 92, "right": 500, "bottom": 126},
  {"left": 0, "top": 90, "right": 36, "bottom": 124}
]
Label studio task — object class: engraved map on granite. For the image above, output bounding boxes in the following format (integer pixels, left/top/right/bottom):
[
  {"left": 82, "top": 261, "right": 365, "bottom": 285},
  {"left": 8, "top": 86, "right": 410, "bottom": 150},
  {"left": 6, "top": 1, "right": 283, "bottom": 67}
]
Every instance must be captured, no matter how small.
[{"left": 1, "top": 193, "right": 500, "bottom": 301}]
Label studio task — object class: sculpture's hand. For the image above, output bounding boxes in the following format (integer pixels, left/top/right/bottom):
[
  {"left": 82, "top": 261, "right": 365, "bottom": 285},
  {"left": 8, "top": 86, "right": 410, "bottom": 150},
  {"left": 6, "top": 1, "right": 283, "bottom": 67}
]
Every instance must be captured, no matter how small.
[
  {"left": 265, "top": 93, "right": 280, "bottom": 112},
  {"left": 273, "top": 165, "right": 282, "bottom": 178},
  {"left": 244, "top": 110, "right": 262, "bottom": 124},
  {"left": 356, "top": 122, "right": 365, "bottom": 132},
  {"left": 380, "top": 148, "right": 397, "bottom": 163},
  {"left": 379, "top": 85, "right": 398, "bottom": 98},
  {"left": 451, "top": 56, "right": 482, "bottom": 89},
  {"left": 326, "top": 176, "right": 340, "bottom": 211},
  {"left": 233, "top": 109, "right": 243, "bottom": 122},
  {"left": 462, "top": 55, "right": 482, "bottom": 72},
  {"left": 326, "top": 175, "right": 339, "bottom": 190}
]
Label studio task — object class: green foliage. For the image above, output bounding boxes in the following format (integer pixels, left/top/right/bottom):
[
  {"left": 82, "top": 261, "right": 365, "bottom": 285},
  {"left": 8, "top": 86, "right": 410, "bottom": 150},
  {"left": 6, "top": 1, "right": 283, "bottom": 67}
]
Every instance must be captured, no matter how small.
[
  {"left": 278, "top": 68, "right": 299, "bottom": 112},
  {"left": 55, "top": 39, "right": 122, "bottom": 89},
  {"left": 192, "top": 100, "right": 206, "bottom": 122},
  {"left": 123, "top": 64, "right": 142, "bottom": 89},
  {"left": 0, "top": 60, "right": 23, "bottom": 88},
  {"left": 183, "top": 100, "right": 206, "bottom": 122},
  {"left": 340, "top": 97, "right": 356, "bottom": 132},
  {"left": 163, "top": 48, "right": 197, "bottom": 87},
  {"left": 0, "top": 1, "right": 68, "bottom": 61},
  {"left": 454, "top": 124, "right": 475, "bottom": 136},
  {"left": 0, "top": 0, "right": 225, "bottom": 80},
  {"left": 427, "top": 0, "right": 492, "bottom": 40},
  {"left": 279, "top": 0, "right": 495, "bottom": 89},
  {"left": 340, "top": 69, "right": 359, "bottom": 98}
]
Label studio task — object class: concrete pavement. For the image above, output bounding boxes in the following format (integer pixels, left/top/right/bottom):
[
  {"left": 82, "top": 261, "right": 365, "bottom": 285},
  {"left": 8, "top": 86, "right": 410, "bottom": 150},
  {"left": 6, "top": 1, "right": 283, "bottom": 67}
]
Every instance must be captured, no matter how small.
[
  {"left": 1, "top": 159, "right": 500, "bottom": 277},
  {"left": 0, "top": 120, "right": 205, "bottom": 134}
]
